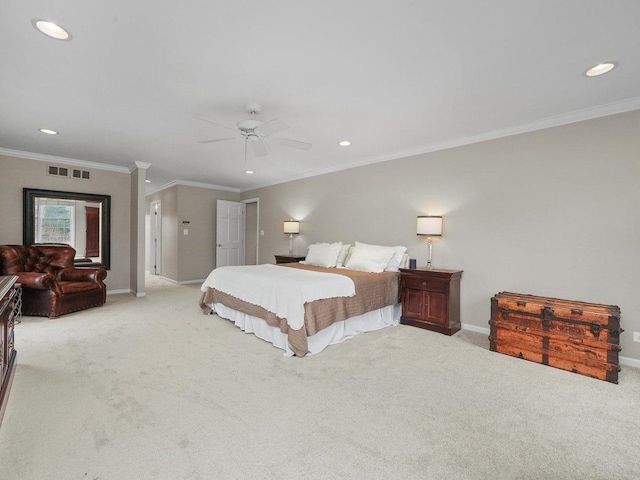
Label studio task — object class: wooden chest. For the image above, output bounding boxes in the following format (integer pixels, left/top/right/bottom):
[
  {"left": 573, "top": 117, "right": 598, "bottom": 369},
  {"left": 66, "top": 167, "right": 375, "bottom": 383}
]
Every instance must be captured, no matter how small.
[{"left": 489, "top": 292, "right": 622, "bottom": 384}]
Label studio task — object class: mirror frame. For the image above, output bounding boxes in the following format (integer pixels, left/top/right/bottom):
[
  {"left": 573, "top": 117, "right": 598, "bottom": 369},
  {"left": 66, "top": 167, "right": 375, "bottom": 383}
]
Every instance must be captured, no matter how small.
[{"left": 23, "top": 188, "right": 111, "bottom": 269}]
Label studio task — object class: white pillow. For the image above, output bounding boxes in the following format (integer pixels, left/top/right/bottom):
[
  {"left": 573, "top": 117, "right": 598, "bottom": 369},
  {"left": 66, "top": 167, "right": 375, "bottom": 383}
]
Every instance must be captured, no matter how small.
[
  {"left": 336, "top": 244, "right": 351, "bottom": 267},
  {"left": 300, "top": 242, "right": 343, "bottom": 268},
  {"left": 344, "top": 246, "right": 395, "bottom": 273},
  {"left": 355, "top": 241, "right": 407, "bottom": 272}
]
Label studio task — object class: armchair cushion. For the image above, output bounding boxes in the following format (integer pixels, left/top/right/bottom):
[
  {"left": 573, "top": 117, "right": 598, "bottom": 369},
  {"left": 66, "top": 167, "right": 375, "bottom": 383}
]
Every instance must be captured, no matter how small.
[{"left": 0, "top": 244, "right": 107, "bottom": 318}]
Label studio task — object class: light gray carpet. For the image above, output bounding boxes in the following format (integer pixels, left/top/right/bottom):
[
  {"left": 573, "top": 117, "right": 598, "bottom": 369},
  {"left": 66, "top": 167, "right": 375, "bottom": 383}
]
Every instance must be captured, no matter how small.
[{"left": 1, "top": 276, "right": 639, "bottom": 480}]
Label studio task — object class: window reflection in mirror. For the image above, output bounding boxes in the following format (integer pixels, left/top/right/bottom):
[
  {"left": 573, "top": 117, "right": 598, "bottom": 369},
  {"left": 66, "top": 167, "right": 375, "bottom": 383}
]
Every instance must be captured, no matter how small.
[{"left": 23, "top": 189, "right": 111, "bottom": 269}]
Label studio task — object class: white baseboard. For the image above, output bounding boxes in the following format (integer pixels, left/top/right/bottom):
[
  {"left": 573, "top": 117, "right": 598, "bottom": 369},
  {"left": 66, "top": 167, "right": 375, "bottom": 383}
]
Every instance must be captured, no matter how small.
[
  {"left": 460, "top": 324, "right": 639, "bottom": 369},
  {"left": 620, "top": 356, "right": 640, "bottom": 369},
  {"left": 106, "top": 289, "right": 145, "bottom": 297},
  {"left": 461, "top": 323, "right": 490, "bottom": 335},
  {"left": 159, "top": 276, "right": 204, "bottom": 285},
  {"left": 106, "top": 289, "right": 133, "bottom": 295},
  {"left": 107, "top": 277, "right": 201, "bottom": 295}
]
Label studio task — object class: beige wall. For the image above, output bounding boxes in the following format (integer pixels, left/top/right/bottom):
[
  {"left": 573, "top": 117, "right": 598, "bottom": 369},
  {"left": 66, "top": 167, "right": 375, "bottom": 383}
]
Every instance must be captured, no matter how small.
[
  {"left": 146, "top": 184, "right": 240, "bottom": 283},
  {"left": 0, "top": 154, "right": 132, "bottom": 291},
  {"left": 242, "top": 109, "right": 640, "bottom": 362}
]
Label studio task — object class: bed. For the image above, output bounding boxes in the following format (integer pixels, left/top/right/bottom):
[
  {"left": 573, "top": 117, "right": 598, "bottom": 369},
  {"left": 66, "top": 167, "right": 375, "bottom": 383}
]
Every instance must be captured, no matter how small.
[{"left": 199, "top": 261, "right": 402, "bottom": 356}]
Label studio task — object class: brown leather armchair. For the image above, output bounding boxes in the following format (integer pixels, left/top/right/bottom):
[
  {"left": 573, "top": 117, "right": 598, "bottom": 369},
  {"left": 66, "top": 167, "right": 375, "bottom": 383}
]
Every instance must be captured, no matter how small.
[{"left": 0, "top": 245, "right": 107, "bottom": 318}]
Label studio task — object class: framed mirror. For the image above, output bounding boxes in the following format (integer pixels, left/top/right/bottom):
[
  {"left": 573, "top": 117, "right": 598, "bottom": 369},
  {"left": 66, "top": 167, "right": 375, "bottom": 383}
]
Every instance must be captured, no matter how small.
[{"left": 23, "top": 188, "right": 111, "bottom": 269}]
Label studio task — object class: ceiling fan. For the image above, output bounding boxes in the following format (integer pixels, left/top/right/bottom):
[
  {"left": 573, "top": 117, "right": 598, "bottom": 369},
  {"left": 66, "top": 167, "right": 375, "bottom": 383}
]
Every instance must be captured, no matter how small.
[{"left": 197, "top": 103, "right": 312, "bottom": 157}]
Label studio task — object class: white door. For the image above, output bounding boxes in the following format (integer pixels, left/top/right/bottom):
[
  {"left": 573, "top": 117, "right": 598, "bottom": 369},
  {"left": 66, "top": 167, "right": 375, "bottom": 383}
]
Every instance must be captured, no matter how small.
[
  {"left": 150, "top": 201, "right": 161, "bottom": 275},
  {"left": 216, "top": 200, "right": 245, "bottom": 268}
]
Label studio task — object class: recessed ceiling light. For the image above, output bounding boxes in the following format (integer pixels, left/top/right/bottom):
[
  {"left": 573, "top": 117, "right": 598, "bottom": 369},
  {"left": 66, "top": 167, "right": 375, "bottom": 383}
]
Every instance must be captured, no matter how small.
[
  {"left": 145, "top": 180, "right": 151, "bottom": 183},
  {"left": 39, "top": 128, "right": 58, "bottom": 135},
  {"left": 583, "top": 61, "right": 618, "bottom": 77},
  {"left": 31, "top": 18, "right": 72, "bottom": 41},
  {"left": 245, "top": 170, "right": 254, "bottom": 174},
  {"left": 339, "top": 140, "right": 351, "bottom": 146}
]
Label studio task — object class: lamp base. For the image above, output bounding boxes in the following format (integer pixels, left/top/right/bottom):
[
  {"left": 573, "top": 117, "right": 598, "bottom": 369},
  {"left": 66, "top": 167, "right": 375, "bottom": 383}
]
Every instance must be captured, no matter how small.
[{"left": 426, "top": 237, "right": 434, "bottom": 269}]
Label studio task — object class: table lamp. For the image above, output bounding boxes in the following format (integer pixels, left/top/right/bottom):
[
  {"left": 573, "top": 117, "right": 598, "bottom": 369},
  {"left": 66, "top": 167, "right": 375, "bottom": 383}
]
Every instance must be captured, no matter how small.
[
  {"left": 283, "top": 220, "right": 300, "bottom": 255},
  {"left": 417, "top": 216, "right": 442, "bottom": 269}
]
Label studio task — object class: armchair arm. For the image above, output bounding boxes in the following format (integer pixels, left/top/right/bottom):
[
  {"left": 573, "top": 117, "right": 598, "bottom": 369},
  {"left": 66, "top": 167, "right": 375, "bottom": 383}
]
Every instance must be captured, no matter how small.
[
  {"left": 57, "top": 267, "right": 107, "bottom": 284},
  {"left": 14, "top": 271, "right": 57, "bottom": 290}
]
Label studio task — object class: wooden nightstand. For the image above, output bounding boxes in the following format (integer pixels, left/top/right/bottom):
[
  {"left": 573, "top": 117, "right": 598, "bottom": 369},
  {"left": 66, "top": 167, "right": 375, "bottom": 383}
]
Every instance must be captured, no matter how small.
[
  {"left": 274, "top": 254, "right": 306, "bottom": 264},
  {"left": 399, "top": 268, "right": 463, "bottom": 335}
]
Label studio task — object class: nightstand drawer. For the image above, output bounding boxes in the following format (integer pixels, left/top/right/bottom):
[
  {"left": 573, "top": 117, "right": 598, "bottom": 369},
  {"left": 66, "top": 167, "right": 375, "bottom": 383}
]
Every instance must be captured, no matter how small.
[{"left": 402, "top": 276, "right": 448, "bottom": 293}]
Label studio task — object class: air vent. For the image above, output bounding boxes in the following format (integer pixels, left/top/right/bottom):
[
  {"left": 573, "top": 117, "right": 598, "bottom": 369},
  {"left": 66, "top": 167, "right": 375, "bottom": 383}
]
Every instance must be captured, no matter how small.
[
  {"left": 72, "top": 169, "right": 91, "bottom": 180},
  {"left": 47, "top": 165, "right": 69, "bottom": 177}
]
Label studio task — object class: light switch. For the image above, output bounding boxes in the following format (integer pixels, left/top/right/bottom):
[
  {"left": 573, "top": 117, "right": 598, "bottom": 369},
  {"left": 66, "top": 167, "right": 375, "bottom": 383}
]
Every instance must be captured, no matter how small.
[
  {"left": 183, "top": 229, "right": 189, "bottom": 235},
  {"left": 260, "top": 230, "right": 264, "bottom": 236}
]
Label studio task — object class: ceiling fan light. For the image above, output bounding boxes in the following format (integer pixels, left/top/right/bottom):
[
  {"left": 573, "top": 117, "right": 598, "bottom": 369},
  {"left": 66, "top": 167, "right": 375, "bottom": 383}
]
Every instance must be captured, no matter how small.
[
  {"left": 32, "top": 18, "right": 72, "bottom": 40},
  {"left": 237, "top": 119, "right": 262, "bottom": 131},
  {"left": 583, "top": 61, "right": 617, "bottom": 77}
]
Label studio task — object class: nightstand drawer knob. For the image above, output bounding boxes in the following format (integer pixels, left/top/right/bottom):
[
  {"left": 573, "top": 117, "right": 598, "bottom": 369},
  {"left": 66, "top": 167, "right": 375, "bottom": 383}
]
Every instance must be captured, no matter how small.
[{"left": 422, "top": 281, "right": 426, "bottom": 286}]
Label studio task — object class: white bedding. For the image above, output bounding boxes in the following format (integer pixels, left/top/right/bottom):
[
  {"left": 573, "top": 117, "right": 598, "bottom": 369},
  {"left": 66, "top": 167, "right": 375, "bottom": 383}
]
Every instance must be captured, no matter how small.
[
  {"left": 212, "top": 302, "right": 401, "bottom": 356},
  {"left": 200, "top": 264, "right": 355, "bottom": 330}
]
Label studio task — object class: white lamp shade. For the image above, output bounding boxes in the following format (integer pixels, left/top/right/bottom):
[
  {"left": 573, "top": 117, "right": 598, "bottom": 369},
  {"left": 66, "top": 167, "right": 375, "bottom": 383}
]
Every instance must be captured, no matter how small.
[
  {"left": 283, "top": 220, "right": 300, "bottom": 234},
  {"left": 417, "top": 216, "right": 442, "bottom": 236}
]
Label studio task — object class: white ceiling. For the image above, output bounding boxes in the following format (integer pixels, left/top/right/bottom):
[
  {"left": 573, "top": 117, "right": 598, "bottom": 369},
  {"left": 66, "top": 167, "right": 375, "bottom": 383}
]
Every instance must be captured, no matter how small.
[{"left": 1, "top": 1, "right": 639, "bottom": 192}]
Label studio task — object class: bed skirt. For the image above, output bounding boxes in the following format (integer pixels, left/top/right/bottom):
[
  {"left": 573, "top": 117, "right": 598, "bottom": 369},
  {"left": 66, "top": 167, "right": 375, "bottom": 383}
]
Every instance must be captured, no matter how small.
[{"left": 211, "top": 302, "right": 401, "bottom": 356}]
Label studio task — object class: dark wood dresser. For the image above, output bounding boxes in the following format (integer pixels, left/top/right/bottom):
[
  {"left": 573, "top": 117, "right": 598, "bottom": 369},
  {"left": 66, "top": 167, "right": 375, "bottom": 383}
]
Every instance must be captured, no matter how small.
[
  {"left": 489, "top": 292, "right": 622, "bottom": 383},
  {"left": 274, "top": 254, "right": 306, "bottom": 264},
  {"left": 0, "top": 275, "right": 18, "bottom": 427},
  {"left": 399, "top": 268, "right": 463, "bottom": 335}
]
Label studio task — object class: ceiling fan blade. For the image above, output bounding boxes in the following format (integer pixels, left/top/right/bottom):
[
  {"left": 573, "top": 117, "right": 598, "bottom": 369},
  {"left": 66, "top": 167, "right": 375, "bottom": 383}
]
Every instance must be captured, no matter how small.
[
  {"left": 198, "top": 137, "right": 235, "bottom": 144},
  {"left": 195, "top": 116, "right": 238, "bottom": 133},
  {"left": 270, "top": 136, "right": 312, "bottom": 151},
  {"left": 250, "top": 139, "right": 268, "bottom": 157},
  {"left": 256, "top": 118, "right": 289, "bottom": 136}
]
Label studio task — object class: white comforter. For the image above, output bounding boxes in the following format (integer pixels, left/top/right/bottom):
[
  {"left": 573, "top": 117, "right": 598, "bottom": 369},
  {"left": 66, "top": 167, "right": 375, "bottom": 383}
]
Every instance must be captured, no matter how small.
[{"left": 200, "top": 264, "right": 355, "bottom": 330}]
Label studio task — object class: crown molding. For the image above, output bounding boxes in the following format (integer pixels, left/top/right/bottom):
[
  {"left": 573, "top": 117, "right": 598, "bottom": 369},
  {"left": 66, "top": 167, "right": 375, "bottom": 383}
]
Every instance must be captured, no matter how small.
[
  {"left": 4, "top": 96, "right": 639, "bottom": 194},
  {"left": 130, "top": 161, "right": 152, "bottom": 172},
  {"left": 240, "top": 97, "right": 640, "bottom": 192},
  {"left": 0, "top": 147, "right": 131, "bottom": 173},
  {"left": 146, "top": 179, "right": 240, "bottom": 196}
]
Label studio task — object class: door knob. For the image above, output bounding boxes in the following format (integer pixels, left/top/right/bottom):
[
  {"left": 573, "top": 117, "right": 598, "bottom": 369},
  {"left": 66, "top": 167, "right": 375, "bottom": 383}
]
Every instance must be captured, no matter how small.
[{"left": 217, "top": 243, "right": 223, "bottom": 247}]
